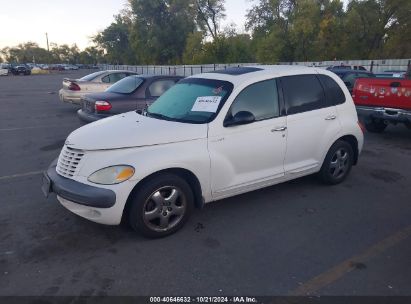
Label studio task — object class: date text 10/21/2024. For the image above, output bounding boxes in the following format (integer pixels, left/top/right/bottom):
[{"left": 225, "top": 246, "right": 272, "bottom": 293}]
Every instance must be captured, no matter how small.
[{"left": 149, "top": 297, "right": 258, "bottom": 303}]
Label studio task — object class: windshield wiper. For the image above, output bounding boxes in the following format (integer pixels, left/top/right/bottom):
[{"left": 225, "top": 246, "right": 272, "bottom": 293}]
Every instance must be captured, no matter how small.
[
  {"left": 145, "top": 111, "right": 202, "bottom": 124},
  {"left": 146, "top": 111, "right": 175, "bottom": 121}
]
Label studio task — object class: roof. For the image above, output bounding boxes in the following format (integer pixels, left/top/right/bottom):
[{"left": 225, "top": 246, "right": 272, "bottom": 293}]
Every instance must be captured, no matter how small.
[
  {"left": 106, "top": 70, "right": 139, "bottom": 74},
  {"left": 190, "top": 65, "right": 321, "bottom": 86},
  {"left": 213, "top": 67, "right": 263, "bottom": 75}
]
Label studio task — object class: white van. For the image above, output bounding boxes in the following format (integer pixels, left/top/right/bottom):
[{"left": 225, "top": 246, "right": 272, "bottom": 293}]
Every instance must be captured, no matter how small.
[{"left": 43, "top": 66, "right": 364, "bottom": 238}]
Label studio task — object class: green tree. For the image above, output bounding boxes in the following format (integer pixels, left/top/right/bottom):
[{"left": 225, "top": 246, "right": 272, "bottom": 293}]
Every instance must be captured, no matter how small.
[
  {"left": 93, "top": 13, "right": 135, "bottom": 64},
  {"left": 1, "top": 42, "right": 50, "bottom": 63},
  {"left": 195, "top": 0, "right": 226, "bottom": 40},
  {"left": 129, "top": 0, "right": 197, "bottom": 64},
  {"left": 183, "top": 31, "right": 206, "bottom": 64},
  {"left": 246, "top": 0, "right": 296, "bottom": 62}
]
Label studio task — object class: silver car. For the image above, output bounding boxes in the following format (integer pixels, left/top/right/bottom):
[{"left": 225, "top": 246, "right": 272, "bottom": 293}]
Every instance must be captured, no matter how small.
[{"left": 59, "top": 70, "right": 138, "bottom": 105}]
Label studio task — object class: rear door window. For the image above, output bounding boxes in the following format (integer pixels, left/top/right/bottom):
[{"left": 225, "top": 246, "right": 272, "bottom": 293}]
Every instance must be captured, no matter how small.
[
  {"left": 102, "top": 73, "right": 127, "bottom": 84},
  {"left": 148, "top": 79, "right": 177, "bottom": 97},
  {"left": 281, "top": 75, "right": 326, "bottom": 115}
]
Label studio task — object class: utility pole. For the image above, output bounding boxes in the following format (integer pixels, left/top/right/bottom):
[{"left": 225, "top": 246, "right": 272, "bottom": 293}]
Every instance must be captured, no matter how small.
[
  {"left": 45, "top": 32, "right": 50, "bottom": 64},
  {"left": 45, "top": 32, "right": 50, "bottom": 52}
]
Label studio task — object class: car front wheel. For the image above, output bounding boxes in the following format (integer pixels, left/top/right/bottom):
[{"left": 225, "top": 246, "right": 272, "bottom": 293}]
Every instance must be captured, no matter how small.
[
  {"left": 128, "top": 173, "right": 194, "bottom": 238},
  {"left": 319, "top": 140, "right": 354, "bottom": 185}
]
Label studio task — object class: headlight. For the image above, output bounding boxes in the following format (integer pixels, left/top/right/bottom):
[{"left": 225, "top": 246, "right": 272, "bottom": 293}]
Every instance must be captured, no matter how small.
[{"left": 88, "top": 166, "right": 135, "bottom": 185}]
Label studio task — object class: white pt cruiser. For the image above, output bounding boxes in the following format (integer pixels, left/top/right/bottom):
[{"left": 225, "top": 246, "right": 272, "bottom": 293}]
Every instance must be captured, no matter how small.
[{"left": 43, "top": 66, "right": 364, "bottom": 238}]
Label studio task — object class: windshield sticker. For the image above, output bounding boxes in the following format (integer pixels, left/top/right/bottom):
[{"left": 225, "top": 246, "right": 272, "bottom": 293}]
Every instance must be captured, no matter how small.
[{"left": 192, "top": 96, "right": 222, "bottom": 113}]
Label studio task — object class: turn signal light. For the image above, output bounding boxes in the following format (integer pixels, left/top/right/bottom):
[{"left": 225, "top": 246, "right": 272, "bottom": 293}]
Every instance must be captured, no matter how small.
[{"left": 95, "top": 101, "right": 112, "bottom": 112}]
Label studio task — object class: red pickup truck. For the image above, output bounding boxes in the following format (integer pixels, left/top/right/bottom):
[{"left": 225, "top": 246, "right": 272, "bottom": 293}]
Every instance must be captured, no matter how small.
[{"left": 353, "top": 77, "right": 411, "bottom": 132}]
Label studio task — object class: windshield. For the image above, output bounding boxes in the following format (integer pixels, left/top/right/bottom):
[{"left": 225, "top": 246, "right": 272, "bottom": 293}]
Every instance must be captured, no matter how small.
[
  {"left": 80, "top": 71, "right": 105, "bottom": 81},
  {"left": 106, "top": 76, "right": 144, "bottom": 94},
  {"left": 147, "top": 78, "right": 234, "bottom": 124}
]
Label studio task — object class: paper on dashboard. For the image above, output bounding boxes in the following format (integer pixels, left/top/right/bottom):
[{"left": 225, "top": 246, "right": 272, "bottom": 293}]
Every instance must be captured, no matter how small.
[{"left": 191, "top": 96, "right": 222, "bottom": 113}]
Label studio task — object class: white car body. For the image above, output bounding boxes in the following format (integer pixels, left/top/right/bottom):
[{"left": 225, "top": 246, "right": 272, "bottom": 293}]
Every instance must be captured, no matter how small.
[
  {"left": 0, "top": 64, "right": 9, "bottom": 76},
  {"left": 47, "top": 66, "right": 364, "bottom": 227},
  {"left": 59, "top": 70, "right": 137, "bottom": 105}
]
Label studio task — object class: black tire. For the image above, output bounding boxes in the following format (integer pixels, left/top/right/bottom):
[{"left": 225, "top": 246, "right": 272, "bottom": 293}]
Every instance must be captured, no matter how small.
[
  {"left": 319, "top": 140, "right": 354, "bottom": 185},
  {"left": 365, "top": 119, "right": 387, "bottom": 133},
  {"left": 128, "top": 173, "right": 194, "bottom": 238}
]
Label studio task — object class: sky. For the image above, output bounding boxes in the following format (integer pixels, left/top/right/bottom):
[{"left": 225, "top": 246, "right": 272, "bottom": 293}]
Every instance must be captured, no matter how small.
[{"left": 0, "top": 0, "right": 254, "bottom": 50}]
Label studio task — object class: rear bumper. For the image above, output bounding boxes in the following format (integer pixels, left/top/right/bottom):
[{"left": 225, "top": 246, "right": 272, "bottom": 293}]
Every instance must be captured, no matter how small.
[
  {"left": 59, "top": 89, "right": 82, "bottom": 105},
  {"left": 77, "top": 109, "right": 110, "bottom": 123},
  {"left": 356, "top": 106, "right": 411, "bottom": 124},
  {"left": 45, "top": 159, "right": 116, "bottom": 209}
]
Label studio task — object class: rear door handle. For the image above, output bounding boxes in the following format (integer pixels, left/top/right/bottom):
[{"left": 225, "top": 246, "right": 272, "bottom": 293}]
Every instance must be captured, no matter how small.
[
  {"left": 325, "top": 115, "right": 337, "bottom": 121},
  {"left": 272, "top": 126, "right": 287, "bottom": 132}
]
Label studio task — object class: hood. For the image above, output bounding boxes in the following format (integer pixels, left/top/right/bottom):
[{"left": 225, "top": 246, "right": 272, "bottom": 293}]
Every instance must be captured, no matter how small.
[{"left": 66, "top": 112, "right": 208, "bottom": 150}]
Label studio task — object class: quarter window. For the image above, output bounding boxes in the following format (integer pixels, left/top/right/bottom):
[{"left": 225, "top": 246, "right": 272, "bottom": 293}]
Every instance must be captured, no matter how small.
[
  {"left": 318, "top": 74, "right": 346, "bottom": 105},
  {"left": 229, "top": 79, "right": 280, "bottom": 121},
  {"left": 281, "top": 75, "right": 326, "bottom": 115},
  {"left": 102, "top": 75, "right": 110, "bottom": 83}
]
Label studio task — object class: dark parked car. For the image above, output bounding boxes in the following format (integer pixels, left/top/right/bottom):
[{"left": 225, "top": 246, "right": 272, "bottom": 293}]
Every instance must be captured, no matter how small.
[
  {"left": 328, "top": 69, "right": 375, "bottom": 93},
  {"left": 327, "top": 65, "right": 367, "bottom": 71},
  {"left": 78, "top": 75, "right": 183, "bottom": 123},
  {"left": 11, "top": 64, "right": 31, "bottom": 75}
]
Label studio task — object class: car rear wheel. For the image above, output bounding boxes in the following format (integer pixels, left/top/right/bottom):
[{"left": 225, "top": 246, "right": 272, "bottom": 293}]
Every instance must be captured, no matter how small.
[
  {"left": 319, "top": 140, "right": 354, "bottom": 185},
  {"left": 365, "top": 119, "right": 387, "bottom": 133},
  {"left": 128, "top": 173, "right": 194, "bottom": 238}
]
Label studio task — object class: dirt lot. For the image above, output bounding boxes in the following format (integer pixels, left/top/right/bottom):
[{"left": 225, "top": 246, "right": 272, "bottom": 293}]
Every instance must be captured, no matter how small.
[{"left": 0, "top": 71, "right": 410, "bottom": 296}]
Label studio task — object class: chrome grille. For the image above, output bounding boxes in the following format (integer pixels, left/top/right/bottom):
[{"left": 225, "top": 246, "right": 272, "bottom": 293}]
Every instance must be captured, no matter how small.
[{"left": 56, "top": 146, "right": 85, "bottom": 178}]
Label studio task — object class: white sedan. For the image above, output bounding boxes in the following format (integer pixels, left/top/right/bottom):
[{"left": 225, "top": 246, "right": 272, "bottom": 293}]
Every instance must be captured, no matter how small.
[{"left": 59, "top": 70, "right": 138, "bottom": 105}]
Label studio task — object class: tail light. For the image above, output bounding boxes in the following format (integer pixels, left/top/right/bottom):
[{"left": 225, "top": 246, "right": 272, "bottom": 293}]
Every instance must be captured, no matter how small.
[
  {"left": 358, "top": 121, "right": 366, "bottom": 133},
  {"left": 68, "top": 82, "right": 81, "bottom": 91},
  {"left": 95, "top": 101, "right": 112, "bottom": 112}
]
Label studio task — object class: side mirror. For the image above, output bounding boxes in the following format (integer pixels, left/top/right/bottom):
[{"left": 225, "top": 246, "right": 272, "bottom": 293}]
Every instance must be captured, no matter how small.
[{"left": 224, "top": 111, "right": 255, "bottom": 127}]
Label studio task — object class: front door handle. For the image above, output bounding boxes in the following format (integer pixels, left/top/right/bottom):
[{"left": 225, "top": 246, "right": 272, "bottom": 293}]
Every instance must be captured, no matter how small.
[
  {"left": 325, "top": 115, "right": 337, "bottom": 121},
  {"left": 272, "top": 126, "right": 287, "bottom": 132}
]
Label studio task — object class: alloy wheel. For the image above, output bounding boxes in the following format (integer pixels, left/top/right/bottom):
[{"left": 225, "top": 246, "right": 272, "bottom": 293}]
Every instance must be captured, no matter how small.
[{"left": 142, "top": 186, "right": 187, "bottom": 232}]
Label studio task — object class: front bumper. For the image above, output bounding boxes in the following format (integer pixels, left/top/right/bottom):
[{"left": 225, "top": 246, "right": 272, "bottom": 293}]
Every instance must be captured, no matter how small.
[
  {"left": 43, "top": 159, "right": 116, "bottom": 209},
  {"left": 77, "top": 109, "right": 110, "bottom": 123},
  {"left": 356, "top": 106, "right": 411, "bottom": 124}
]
